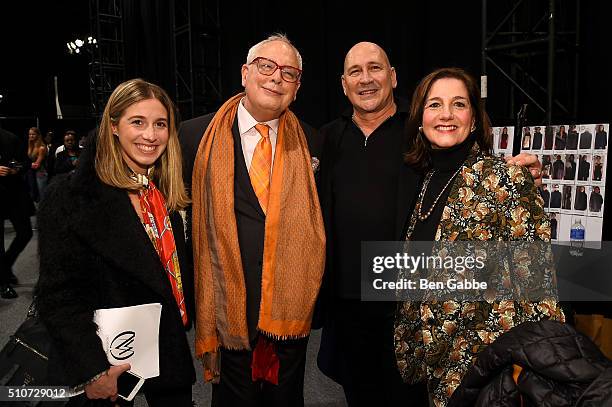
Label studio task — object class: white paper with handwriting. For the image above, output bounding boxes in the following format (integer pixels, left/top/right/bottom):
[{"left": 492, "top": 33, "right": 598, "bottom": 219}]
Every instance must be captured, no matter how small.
[{"left": 93, "top": 303, "right": 162, "bottom": 379}]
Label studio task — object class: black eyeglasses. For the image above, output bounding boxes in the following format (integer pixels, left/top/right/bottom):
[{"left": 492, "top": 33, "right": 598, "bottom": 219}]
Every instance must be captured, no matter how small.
[{"left": 249, "top": 57, "right": 302, "bottom": 83}]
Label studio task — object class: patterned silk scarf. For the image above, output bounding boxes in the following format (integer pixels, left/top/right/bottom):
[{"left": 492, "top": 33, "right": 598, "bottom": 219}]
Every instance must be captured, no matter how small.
[{"left": 138, "top": 179, "right": 188, "bottom": 326}]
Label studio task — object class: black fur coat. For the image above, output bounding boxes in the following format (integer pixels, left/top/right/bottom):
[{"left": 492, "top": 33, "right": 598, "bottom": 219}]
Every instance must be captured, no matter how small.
[{"left": 35, "top": 139, "right": 195, "bottom": 390}]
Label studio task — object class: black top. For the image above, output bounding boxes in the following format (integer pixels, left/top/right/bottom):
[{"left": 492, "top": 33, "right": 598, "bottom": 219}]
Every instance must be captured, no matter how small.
[
  {"left": 410, "top": 134, "right": 476, "bottom": 241},
  {"left": 322, "top": 100, "right": 413, "bottom": 298}
]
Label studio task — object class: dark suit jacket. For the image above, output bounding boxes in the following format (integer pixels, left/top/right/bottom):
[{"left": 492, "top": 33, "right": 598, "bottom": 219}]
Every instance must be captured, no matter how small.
[
  {"left": 179, "top": 111, "right": 322, "bottom": 342},
  {"left": 35, "top": 140, "right": 195, "bottom": 390}
]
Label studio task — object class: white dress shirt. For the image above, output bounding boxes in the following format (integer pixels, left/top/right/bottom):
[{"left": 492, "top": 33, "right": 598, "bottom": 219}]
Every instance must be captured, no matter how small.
[{"left": 237, "top": 99, "right": 279, "bottom": 171}]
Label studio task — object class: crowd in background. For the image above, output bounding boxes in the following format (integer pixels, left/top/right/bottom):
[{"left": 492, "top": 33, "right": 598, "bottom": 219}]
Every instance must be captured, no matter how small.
[{"left": 0, "top": 126, "right": 87, "bottom": 299}]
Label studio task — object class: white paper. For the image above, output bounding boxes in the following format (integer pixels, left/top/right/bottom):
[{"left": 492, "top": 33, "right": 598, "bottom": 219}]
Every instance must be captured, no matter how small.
[{"left": 93, "top": 303, "right": 162, "bottom": 379}]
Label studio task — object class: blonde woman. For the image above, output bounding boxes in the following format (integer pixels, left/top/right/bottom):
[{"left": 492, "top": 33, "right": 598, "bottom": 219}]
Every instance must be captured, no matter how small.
[
  {"left": 36, "top": 79, "right": 194, "bottom": 406},
  {"left": 26, "top": 127, "right": 47, "bottom": 201}
]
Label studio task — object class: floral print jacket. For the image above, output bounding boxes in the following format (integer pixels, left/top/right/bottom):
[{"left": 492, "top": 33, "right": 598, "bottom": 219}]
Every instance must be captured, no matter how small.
[{"left": 394, "top": 147, "right": 564, "bottom": 406}]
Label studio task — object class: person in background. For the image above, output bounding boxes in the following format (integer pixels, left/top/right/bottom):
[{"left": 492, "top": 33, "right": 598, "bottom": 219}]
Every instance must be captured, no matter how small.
[
  {"left": 26, "top": 127, "right": 48, "bottom": 202},
  {"left": 43, "top": 130, "right": 56, "bottom": 180},
  {"left": 36, "top": 79, "right": 195, "bottom": 406},
  {"left": 394, "top": 67, "right": 563, "bottom": 406},
  {"left": 0, "top": 126, "right": 34, "bottom": 299},
  {"left": 54, "top": 129, "right": 81, "bottom": 157},
  {"left": 54, "top": 131, "right": 80, "bottom": 175}
]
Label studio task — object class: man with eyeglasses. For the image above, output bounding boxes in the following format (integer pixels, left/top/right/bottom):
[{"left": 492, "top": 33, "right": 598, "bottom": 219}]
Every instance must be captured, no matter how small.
[
  {"left": 180, "top": 34, "right": 324, "bottom": 407},
  {"left": 315, "top": 41, "right": 543, "bottom": 406}
]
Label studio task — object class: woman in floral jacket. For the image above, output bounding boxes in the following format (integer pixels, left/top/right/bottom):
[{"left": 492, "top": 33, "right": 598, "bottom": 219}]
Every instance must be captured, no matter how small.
[{"left": 394, "top": 67, "right": 564, "bottom": 406}]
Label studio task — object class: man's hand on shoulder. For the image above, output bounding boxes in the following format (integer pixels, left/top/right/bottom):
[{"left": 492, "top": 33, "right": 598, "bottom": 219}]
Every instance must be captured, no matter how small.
[{"left": 505, "top": 153, "right": 542, "bottom": 186}]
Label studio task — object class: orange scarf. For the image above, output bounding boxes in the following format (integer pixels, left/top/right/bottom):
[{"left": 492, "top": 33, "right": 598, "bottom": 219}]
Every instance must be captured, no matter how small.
[
  {"left": 191, "top": 93, "right": 325, "bottom": 382},
  {"left": 139, "top": 180, "right": 188, "bottom": 326}
]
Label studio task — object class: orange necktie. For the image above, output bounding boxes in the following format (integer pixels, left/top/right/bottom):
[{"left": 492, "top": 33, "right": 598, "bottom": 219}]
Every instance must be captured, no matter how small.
[{"left": 249, "top": 123, "right": 272, "bottom": 213}]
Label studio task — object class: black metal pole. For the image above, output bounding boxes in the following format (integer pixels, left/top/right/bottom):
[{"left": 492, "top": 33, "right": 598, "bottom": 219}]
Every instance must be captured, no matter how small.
[
  {"left": 573, "top": 0, "right": 581, "bottom": 120},
  {"left": 482, "top": 0, "right": 487, "bottom": 76},
  {"left": 481, "top": 0, "right": 488, "bottom": 105},
  {"left": 547, "top": 0, "right": 555, "bottom": 125}
]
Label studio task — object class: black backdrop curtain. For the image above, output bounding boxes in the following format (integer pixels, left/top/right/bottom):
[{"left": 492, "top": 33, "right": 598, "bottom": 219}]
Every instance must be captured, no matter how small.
[
  {"left": 122, "top": 1, "right": 175, "bottom": 102},
  {"left": 118, "top": 1, "right": 483, "bottom": 127},
  {"left": 117, "top": 1, "right": 610, "bottom": 128}
]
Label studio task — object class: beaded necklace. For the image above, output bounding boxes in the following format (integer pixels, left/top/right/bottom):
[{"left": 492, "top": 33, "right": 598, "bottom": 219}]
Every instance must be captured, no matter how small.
[{"left": 416, "top": 166, "right": 463, "bottom": 221}]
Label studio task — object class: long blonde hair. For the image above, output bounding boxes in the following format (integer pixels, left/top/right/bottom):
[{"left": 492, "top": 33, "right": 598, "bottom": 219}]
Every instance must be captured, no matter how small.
[
  {"left": 27, "top": 127, "right": 44, "bottom": 157},
  {"left": 96, "top": 78, "right": 189, "bottom": 211}
]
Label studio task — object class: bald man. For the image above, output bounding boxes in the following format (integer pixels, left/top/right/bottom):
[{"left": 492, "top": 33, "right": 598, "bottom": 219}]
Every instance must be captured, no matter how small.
[
  {"left": 316, "top": 42, "right": 542, "bottom": 406},
  {"left": 316, "top": 42, "right": 426, "bottom": 406}
]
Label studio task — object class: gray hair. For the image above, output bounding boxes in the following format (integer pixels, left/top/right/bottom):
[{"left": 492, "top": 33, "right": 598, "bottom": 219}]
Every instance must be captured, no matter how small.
[{"left": 246, "top": 33, "right": 303, "bottom": 69}]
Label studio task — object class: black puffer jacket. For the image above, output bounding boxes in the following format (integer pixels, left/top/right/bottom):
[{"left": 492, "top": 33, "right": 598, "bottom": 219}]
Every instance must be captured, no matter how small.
[{"left": 448, "top": 320, "right": 612, "bottom": 407}]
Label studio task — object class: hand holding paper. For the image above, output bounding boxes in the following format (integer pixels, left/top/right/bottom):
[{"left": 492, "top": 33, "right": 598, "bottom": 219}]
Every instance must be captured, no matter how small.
[{"left": 94, "top": 303, "right": 162, "bottom": 379}]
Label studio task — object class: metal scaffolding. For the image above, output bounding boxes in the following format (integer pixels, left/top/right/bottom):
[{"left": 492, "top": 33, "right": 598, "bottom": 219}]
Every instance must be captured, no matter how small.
[
  {"left": 171, "top": 0, "right": 223, "bottom": 120},
  {"left": 89, "top": 0, "right": 126, "bottom": 118},
  {"left": 481, "top": 0, "right": 580, "bottom": 125}
]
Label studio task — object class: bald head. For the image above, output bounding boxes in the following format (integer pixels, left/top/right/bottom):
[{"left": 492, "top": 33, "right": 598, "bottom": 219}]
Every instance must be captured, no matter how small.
[
  {"left": 341, "top": 41, "right": 397, "bottom": 115},
  {"left": 344, "top": 42, "right": 391, "bottom": 73}
]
